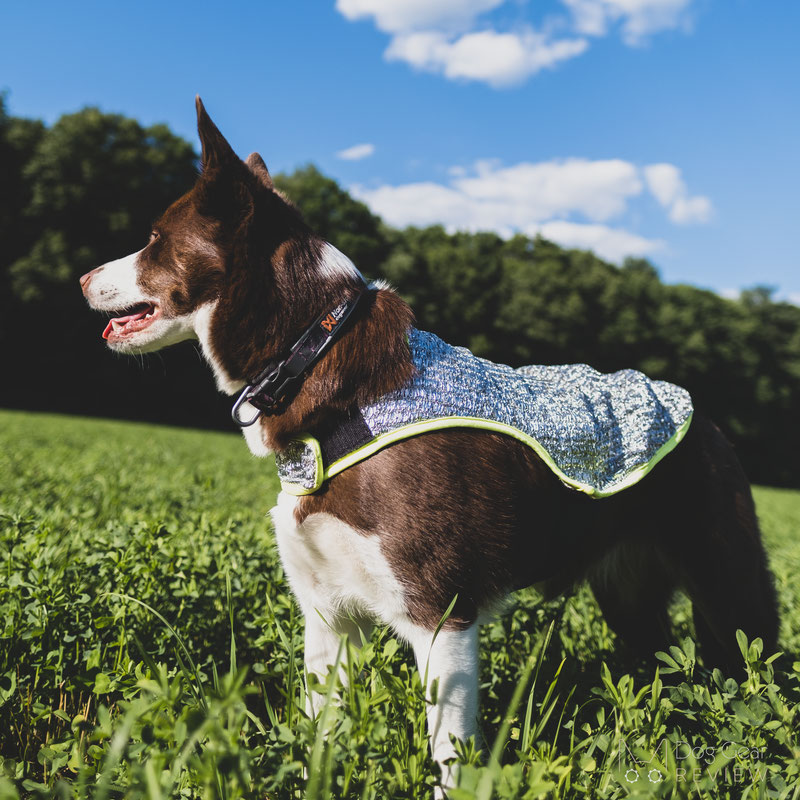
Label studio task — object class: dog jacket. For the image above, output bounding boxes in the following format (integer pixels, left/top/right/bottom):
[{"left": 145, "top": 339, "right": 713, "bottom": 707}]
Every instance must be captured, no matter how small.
[{"left": 275, "top": 328, "right": 693, "bottom": 497}]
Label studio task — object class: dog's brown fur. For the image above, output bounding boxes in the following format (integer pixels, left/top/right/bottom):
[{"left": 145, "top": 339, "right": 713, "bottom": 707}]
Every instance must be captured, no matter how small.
[
  {"left": 297, "top": 412, "right": 779, "bottom": 673},
  {"left": 84, "top": 98, "right": 779, "bottom": 676}
]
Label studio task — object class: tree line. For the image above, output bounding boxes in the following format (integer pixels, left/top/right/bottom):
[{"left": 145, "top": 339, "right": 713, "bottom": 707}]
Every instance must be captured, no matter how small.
[{"left": 2, "top": 98, "right": 798, "bottom": 487}]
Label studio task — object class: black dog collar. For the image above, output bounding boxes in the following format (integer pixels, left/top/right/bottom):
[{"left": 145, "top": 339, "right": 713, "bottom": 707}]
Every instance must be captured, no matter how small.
[{"left": 231, "top": 285, "right": 367, "bottom": 427}]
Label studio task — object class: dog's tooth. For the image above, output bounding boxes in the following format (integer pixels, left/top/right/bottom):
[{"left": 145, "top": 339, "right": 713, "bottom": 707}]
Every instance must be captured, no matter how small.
[
  {"left": 145, "top": 312, "right": 152, "bottom": 319},
  {"left": 111, "top": 320, "right": 122, "bottom": 332}
]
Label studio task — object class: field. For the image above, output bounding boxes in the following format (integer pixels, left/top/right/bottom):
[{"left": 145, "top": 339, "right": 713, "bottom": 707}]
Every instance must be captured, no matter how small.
[{"left": 1, "top": 409, "right": 799, "bottom": 799}]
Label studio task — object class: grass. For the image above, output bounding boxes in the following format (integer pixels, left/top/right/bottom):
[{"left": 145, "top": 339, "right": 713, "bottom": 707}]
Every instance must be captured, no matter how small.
[{"left": 1, "top": 409, "right": 799, "bottom": 798}]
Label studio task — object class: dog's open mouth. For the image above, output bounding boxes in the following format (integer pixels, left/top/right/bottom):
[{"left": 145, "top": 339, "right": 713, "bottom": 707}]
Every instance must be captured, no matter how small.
[{"left": 102, "top": 303, "right": 160, "bottom": 341}]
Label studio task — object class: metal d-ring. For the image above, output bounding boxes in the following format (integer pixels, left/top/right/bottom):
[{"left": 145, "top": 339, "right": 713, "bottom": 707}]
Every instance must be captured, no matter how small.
[{"left": 231, "top": 387, "right": 263, "bottom": 427}]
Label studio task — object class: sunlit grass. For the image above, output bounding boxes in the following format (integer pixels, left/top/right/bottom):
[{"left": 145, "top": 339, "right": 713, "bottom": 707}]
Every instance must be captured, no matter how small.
[{"left": 1, "top": 410, "right": 799, "bottom": 798}]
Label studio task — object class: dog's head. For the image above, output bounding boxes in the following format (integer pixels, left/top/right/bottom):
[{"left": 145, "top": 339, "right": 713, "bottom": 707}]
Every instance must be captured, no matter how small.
[{"left": 80, "top": 97, "right": 362, "bottom": 392}]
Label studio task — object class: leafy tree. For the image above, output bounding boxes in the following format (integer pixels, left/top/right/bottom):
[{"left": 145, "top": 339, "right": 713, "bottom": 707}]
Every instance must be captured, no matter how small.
[
  {"left": 9, "top": 107, "right": 197, "bottom": 302},
  {"left": 494, "top": 235, "right": 638, "bottom": 366},
  {"left": 274, "top": 164, "right": 390, "bottom": 276},
  {"left": 0, "top": 103, "right": 798, "bottom": 486},
  {"left": 382, "top": 226, "right": 505, "bottom": 355},
  {"left": 0, "top": 94, "right": 45, "bottom": 339},
  {"left": 0, "top": 96, "right": 44, "bottom": 267}
]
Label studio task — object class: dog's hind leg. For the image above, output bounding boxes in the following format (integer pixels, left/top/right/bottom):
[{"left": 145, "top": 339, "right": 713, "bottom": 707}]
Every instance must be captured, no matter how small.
[
  {"left": 680, "top": 494, "right": 779, "bottom": 676},
  {"left": 664, "top": 417, "right": 780, "bottom": 676},
  {"left": 407, "top": 623, "right": 479, "bottom": 793},
  {"left": 683, "top": 529, "right": 778, "bottom": 676},
  {"left": 588, "top": 540, "right": 677, "bottom": 658}
]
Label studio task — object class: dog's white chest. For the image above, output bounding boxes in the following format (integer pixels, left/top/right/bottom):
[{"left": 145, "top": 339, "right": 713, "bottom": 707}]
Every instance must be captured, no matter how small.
[{"left": 269, "top": 492, "right": 408, "bottom": 628}]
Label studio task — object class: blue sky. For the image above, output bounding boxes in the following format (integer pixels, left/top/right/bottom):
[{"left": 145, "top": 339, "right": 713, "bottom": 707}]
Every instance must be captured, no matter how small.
[{"left": 2, "top": 0, "right": 797, "bottom": 299}]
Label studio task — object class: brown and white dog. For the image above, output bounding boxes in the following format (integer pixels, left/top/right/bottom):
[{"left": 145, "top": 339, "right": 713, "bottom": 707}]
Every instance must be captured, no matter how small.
[{"left": 80, "top": 98, "right": 779, "bottom": 786}]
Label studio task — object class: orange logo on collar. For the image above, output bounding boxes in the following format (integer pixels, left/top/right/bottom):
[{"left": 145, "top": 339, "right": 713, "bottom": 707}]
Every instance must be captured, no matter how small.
[{"left": 320, "top": 314, "right": 338, "bottom": 332}]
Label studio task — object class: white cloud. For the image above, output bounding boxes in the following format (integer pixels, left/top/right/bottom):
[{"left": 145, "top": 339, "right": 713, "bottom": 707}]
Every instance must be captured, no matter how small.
[
  {"left": 720, "top": 289, "right": 800, "bottom": 306},
  {"left": 643, "top": 162, "right": 682, "bottom": 206},
  {"left": 336, "top": 0, "right": 589, "bottom": 87},
  {"left": 336, "top": 142, "right": 376, "bottom": 161},
  {"left": 385, "top": 28, "right": 588, "bottom": 87},
  {"left": 562, "top": 0, "right": 694, "bottom": 45},
  {"left": 335, "top": 0, "right": 504, "bottom": 34},
  {"left": 351, "top": 156, "right": 707, "bottom": 261},
  {"left": 354, "top": 158, "right": 646, "bottom": 233},
  {"left": 453, "top": 158, "right": 642, "bottom": 221},
  {"left": 353, "top": 181, "right": 482, "bottom": 231},
  {"left": 644, "top": 163, "right": 711, "bottom": 224},
  {"left": 669, "top": 194, "right": 712, "bottom": 224},
  {"left": 531, "top": 220, "right": 664, "bottom": 261},
  {"left": 336, "top": 0, "right": 698, "bottom": 87}
]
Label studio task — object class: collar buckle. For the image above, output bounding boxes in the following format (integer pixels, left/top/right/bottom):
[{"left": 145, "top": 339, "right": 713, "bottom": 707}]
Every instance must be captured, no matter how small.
[{"left": 231, "top": 285, "right": 367, "bottom": 428}]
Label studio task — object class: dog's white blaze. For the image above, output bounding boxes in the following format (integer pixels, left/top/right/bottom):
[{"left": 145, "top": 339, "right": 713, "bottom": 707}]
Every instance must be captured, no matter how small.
[
  {"left": 270, "top": 491, "right": 479, "bottom": 784},
  {"left": 193, "top": 302, "right": 272, "bottom": 456},
  {"left": 85, "top": 249, "right": 146, "bottom": 311},
  {"left": 194, "top": 302, "right": 245, "bottom": 395},
  {"left": 318, "top": 242, "right": 364, "bottom": 282}
]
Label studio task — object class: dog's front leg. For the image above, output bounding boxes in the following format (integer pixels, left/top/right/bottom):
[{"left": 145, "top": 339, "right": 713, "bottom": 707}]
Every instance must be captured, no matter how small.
[
  {"left": 303, "top": 611, "right": 371, "bottom": 717},
  {"left": 409, "top": 624, "right": 479, "bottom": 790}
]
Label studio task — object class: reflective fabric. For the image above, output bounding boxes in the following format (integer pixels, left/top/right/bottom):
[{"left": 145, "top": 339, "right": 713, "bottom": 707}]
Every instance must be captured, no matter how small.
[{"left": 276, "top": 328, "right": 693, "bottom": 496}]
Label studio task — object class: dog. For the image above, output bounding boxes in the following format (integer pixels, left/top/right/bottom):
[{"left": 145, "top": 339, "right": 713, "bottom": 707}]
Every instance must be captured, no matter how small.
[{"left": 80, "top": 97, "right": 779, "bottom": 788}]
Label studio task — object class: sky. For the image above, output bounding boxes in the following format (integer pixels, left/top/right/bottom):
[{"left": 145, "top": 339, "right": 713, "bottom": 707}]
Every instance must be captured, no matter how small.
[{"left": 1, "top": 0, "right": 798, "bottom": 300}]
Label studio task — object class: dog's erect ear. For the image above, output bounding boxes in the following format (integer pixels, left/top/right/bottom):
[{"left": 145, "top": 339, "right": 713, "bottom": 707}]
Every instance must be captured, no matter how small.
[
  {"left": 245, "top": 152, "right": 274, "bottom": 189},
  {"left": 195, "top": 96, "right": 237, "bottom": 171}
]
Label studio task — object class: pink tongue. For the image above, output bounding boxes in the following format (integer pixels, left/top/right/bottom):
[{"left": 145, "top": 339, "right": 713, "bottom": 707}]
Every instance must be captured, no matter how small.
[{"left": 102, "top": 309, "right": 148, "bottom": 340}]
